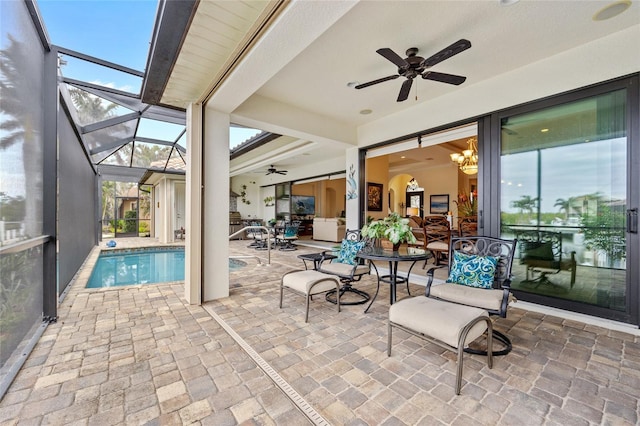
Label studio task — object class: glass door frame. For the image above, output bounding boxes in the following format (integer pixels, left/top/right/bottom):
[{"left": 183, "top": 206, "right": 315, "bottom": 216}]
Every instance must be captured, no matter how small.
[{"left": 480, "top": 74, "right": 639, "bottom": 325}]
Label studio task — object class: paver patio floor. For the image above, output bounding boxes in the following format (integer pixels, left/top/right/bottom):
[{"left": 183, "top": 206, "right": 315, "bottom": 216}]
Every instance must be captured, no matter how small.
[{"left": 1, "top": 238, "right": 638, "bottom": 425}]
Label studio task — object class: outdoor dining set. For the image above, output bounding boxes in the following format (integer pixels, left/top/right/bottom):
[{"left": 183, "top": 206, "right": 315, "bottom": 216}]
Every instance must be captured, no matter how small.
[
  {"left": 245, "top": 220, "right": 301, "bottom": 251},
  {"left": 279, "top": 224, "right": 518, "bottom": 395}
]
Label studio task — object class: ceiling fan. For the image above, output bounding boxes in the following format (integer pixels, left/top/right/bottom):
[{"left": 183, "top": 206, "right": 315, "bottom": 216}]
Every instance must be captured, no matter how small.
[
  {"left": 265, "top": 165, "right": 287, "bottom": 175},
  {"left": 355, "top": 39, "right": 471, "bottom": 102}
]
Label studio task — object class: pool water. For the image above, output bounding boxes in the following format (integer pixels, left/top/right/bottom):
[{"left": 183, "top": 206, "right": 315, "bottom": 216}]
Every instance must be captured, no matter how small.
[
  {"left": 87, "top": 249, "right": 248, "bottom": 288},
  {"left": 87, "top": 249, "right": 185, "bottom": 288}
]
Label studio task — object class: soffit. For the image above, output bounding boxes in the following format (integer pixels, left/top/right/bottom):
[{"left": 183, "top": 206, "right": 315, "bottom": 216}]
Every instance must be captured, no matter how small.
[
  {"left": 160, "top": 0, "right": 281, "bottom": 107},
  {"left": 156, "top": 0, "right": 639, "bottom": 176}
]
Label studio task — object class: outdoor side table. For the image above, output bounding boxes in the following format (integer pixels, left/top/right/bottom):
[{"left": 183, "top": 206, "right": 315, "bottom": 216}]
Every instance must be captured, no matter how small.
[{"left": 297, "top": 252, "right": 337, "bottom": 270}]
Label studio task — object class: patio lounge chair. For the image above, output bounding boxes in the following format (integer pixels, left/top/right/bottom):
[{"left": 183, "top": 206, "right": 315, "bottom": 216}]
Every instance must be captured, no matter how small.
[
  {"left": 515, "top": 230, "right": 576, "bottom": 289},
  {"left": 317, "top": 229, "right": 378, "bottom": 305},
  {"left": 276, "top": 224, "right": 299, "bottom": 251},
  {"left": 425, "top": 236, "right": 517, "bottom": 356}
]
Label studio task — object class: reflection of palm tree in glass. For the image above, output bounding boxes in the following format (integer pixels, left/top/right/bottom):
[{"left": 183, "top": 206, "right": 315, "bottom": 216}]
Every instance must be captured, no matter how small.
[
  {"left": 511, "top": 195, "right": 538, "bottom": 223},
  {"left": 554, "top": 197, "right": 571, "bottom": 219},
  {"left": 582, "top": 203, "right": 626, "bottom": 268},
  {"left": 0, "top": 36, "right": 43, "bottom": 238}
]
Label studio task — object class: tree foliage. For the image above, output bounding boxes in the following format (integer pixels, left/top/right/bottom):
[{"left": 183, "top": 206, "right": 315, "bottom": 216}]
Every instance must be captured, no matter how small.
[{"left": 581, "top": 204, "right": 626, "bottom": 265}]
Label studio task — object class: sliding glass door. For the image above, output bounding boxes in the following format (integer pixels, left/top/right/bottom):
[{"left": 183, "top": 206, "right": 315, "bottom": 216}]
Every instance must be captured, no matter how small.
[{"left": 499, "top": 84, "right": 637, "bottom": 323}]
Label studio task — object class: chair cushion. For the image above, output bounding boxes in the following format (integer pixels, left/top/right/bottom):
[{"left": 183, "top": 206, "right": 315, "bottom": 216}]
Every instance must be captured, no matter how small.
[
  {"left": 390, "top": 297, "right": 488, "bottom": 348},
  {"left": 320, "top": 262, "right": 369, "bottom": 277},
  {"left": 522, "top": 241, "right": 554, "bottom": 261},
  {"left": 282, "top": 270, "right": 339, "bottom": 295},
  {"left": 336, "top": 239, "right": 365, "bottom": 265},
  {"left": 430, "top": 283, "right": 511, "bottom": 312},
  {"left": 426, "top": 241, "right": 448, "bottom": 251},
  {"left": 446, "top": 251, "right": 498, "bottom": 289}
]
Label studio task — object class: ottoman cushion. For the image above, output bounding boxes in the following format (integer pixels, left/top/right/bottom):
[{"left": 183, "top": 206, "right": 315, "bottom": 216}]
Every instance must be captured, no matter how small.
[
  {"left": 282, "top": 270, "right": 339, "bottom": 294},
  {"left": 390, "top": 297, "right": 488, "bottom": 348}
]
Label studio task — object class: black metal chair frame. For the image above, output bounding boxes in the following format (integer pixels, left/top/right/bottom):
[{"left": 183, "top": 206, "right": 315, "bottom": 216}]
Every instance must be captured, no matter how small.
[
  {"left": 318, "top": 229, "right": 378, "bottom": 306},
  {"left": 425, "top": 236, "right": 517, "bottom": 356},
  {"left": 276, "top": 224, "right": 299, "bottom": 251},
  {"left": 515, "top": 230, "right": 576, "bottom": 290}
]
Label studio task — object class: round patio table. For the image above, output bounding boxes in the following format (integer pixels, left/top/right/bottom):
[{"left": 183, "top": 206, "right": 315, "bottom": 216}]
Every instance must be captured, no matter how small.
[{"left": 357, "top": 246, "right": 430, "bottom": 312}]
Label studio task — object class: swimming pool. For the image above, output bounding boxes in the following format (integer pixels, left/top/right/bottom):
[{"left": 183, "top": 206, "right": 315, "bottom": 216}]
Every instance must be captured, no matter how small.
[{"left": 87, "top": 248, "right": 246, "bottom": 288}]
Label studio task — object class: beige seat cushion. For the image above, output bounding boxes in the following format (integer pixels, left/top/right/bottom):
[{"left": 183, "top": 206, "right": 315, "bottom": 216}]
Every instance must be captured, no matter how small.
[
  {"left": 430, "top": 283, "right": 512, "bottom": 312},
  {"left": 426, "top": 242, "right": 448, "bottom": 251},
  {"left": 390, "top": 297, "right": 488, "bottom": 348},
  {"left": 282, "top": 270, "right": 339, "bottom": 295},
  {"left": 319, "top": 262, "right": 369, "bottom": 277}
]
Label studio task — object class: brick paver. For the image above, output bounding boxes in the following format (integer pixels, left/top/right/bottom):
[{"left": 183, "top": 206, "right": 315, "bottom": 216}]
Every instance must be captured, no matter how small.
[{"left": 1, "top": 238, "right": 639, "bottom": 425}]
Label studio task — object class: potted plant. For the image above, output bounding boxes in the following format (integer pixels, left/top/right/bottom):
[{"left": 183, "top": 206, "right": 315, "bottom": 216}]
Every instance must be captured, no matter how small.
[
  {"left": 454, "top": 191, "right": 477, "bottom": 217},
  {"left": 361, "top": 212, "right": 416, "bottom": 250},
  {"left": 263, "top": 196, "right": 275, "bottom": 207}
]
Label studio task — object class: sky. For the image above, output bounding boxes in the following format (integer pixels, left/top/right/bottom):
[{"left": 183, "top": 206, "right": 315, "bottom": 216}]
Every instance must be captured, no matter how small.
[
  {"left": 36, "top": 0, "right": 260, "bottom": 148},
  {"left": 501, "top": 138, "right": 626, "bottom": 214}
]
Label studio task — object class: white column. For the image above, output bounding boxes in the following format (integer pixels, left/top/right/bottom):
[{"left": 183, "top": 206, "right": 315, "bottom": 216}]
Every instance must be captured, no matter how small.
[
  {"left": 203, "top": 107, "right": 230, "bottom": 301},
  {"left": 345, "top": 147, "right": 360, "bottom": 231},
  {"left": 185, "top": 103, "right": 203, "bottom": 304}
]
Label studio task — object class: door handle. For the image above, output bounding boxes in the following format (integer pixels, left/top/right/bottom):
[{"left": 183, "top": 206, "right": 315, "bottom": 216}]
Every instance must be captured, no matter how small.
[{"left": 627, "top": 208, "right": 638, "bottom": 234}]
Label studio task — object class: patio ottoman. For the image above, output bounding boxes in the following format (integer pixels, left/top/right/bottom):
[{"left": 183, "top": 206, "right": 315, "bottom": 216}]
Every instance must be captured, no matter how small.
[
  {"left": 280, "top": 270, "right": 341, "bottom": 322},
  {"left": 388, "top": 296, "right": 493, "bottom": 394}
]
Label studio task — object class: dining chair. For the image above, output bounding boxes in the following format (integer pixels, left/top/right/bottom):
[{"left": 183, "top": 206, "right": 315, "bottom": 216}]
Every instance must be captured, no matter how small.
[
  {"left": 458, "top": 216, "right": 478, "bottom": 237},
  {"left": 424, "top": 220, "right": 451, "bottom": 266}
]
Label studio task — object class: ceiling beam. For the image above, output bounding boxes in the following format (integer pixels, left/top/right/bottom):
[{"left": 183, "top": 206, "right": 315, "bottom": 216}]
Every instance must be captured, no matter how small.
[{"left": 141, "top": 0, "right": 199, "bottom": 105}]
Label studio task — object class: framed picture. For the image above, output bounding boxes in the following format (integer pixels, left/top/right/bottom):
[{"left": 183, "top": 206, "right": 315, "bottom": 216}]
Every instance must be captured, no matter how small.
[
  {"left": 367, "top": 182, "right": 383, "bottom": 211},
  {"left": 430, "top": 194, "right": 449, "bottom": 214}
]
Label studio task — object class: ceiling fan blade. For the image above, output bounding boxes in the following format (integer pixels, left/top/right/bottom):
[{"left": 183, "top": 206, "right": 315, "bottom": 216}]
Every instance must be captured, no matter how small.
[
  {"left": 355, "top": 75, "right": 399, "bottom": 89},
  {"left": 422, "top": 71, "right": 467, "bottom": 85},
  {"left": 422, "top": 39, "right": 471, "bottom": 68},
  {"left": 276, "top": 171, "right": 287, "bottom": 175},
  {"left": 376, "top": 48, "right": 409, "bottom": 69},
  {"left": 397, "top": 79, "right": 413, "bottom": 102}
]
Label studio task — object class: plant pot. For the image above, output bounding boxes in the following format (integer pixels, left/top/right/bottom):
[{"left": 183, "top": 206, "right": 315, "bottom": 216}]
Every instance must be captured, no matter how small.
[{"left": 380, "top": 239, "right": 401, "bottom": 251}]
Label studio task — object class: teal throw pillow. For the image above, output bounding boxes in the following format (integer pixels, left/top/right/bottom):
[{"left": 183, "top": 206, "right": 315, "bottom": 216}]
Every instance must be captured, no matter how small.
[
  {"left": 446, "top": 251, "right": 498, "bottom": 289},
  {"left": 337, "top": 239, "right": 365, "bottom": 265}
]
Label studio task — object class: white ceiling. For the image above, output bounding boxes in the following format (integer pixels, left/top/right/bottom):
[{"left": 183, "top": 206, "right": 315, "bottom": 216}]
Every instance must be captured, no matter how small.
[{"left": 159, "top": 0, "right": 640, "bottom": 181}]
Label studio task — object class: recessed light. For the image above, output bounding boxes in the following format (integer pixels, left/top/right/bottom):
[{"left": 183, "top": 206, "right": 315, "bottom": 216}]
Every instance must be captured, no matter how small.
[
  {"left": 499, "top": 0, "right": 520, "bottom": 6},
  {"left": 541, "top": 128, "right": 549, "bottom": 133},
  {"left": 593, "top": 0, "right": 631, "bottom": 21},
  {"left": 360, "top": 109, "right": 372, "bottom": 115},
  {"left": 400, "top": 156, "right": 406, "bottom": 159}
]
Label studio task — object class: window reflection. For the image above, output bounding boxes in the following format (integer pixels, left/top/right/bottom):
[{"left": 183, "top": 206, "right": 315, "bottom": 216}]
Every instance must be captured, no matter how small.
[{"left": 500, "top": 91, "right": 627, "bottom": 311}]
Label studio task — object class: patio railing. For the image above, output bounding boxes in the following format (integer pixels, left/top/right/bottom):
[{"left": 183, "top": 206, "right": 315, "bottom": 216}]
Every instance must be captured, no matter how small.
[{"left": 229, "top": 226, "right": 271, "bottom": 265}]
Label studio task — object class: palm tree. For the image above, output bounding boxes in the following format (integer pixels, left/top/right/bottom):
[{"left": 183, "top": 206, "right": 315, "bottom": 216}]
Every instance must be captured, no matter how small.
[
  {"left": 511, "top": 195, "right": 538, "bottom": 224},
  {"left": 554, "top": 197, "right": 572, "bottom": 219},
  {"left": 68, "top": 87, "right": 119, "bottom": 125},
  {"left": 0, "top": 35, "right": 43, "bottom": 238},
  {"left": 511, "top": 195, "right": 538, "bottom": 215}
]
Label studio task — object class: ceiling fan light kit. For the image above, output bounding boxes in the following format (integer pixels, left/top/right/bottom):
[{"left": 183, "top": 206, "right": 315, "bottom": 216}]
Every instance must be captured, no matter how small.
[{"left": 355, "top": 39, "right": 472, "bottom": 102}]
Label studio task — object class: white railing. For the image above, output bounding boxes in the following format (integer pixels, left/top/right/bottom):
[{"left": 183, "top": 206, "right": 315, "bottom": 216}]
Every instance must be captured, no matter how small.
[{"left": 229, "top": 225, "right": 271, "bottom": 265}]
